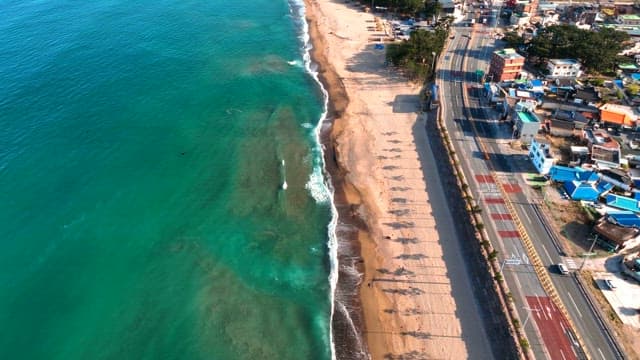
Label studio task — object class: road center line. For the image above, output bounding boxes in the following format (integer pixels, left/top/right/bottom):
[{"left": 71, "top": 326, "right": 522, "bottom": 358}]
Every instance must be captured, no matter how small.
[{"left": 540, "top": 243, "right": 553, "bottom": 264}]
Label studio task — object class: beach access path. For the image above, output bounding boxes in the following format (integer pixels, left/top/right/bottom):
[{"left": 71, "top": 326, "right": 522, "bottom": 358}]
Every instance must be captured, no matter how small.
[{"left": 305, "top": 1, "right": 495, "bottom": 359}]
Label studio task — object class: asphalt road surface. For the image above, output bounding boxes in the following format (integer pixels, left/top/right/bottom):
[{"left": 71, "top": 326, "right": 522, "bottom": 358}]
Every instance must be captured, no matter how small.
[{"left": 435, "top": 10, "right": 623, "bottom": 359}]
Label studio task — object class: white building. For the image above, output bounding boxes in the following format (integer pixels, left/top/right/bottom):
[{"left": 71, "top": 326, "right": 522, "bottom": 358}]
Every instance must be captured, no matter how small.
[
  {"left": 547, "top": 59, "right": 582, "bottom": 78},
  {"left": 529, "top": 137, "right": 556, "bottom": 174}
]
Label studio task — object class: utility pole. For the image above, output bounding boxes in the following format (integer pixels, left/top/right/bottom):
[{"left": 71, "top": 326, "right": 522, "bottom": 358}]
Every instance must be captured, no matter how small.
[{"left": 579, "top": 235, "right": 598, "bottom": 271}]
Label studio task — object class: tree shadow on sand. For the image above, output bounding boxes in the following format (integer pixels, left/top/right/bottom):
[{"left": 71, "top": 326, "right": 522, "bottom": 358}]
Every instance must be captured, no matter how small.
[{"left": 381, "top": 287, "right": 425, "bottom": 296}]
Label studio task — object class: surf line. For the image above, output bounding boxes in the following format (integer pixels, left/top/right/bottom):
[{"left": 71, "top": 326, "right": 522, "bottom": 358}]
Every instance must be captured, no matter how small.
[{"left": 281, "top": 159, "right": 288, "bottom": 190}]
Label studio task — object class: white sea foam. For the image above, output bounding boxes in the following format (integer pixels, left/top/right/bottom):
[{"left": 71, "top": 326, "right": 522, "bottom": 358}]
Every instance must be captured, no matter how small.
[
  {"left": 301, "top": 122, "right": 314, "bottom": 129},
  {"left": 288, "top": 1, "right": 339, "bottom": 359}
]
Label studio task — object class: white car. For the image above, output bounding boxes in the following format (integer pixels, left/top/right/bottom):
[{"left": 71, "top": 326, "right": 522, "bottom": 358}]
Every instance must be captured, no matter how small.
[{"left": 557, "top": 263, "right": 569, "bottom": 275}]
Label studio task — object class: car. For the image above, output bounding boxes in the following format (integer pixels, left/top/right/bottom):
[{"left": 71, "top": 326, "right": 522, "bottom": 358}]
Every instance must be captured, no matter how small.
[
  {"left": 557, "top": 263, "right": 569, "bottom": 275},
  {"left": 604, "top": 279, "right": 616, "bottom": 289}
]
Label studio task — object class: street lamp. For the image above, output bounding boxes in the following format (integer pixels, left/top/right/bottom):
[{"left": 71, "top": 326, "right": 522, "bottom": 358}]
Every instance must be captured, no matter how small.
[{"left": 431, "top": 51, "right": 437, "bottom": 75}]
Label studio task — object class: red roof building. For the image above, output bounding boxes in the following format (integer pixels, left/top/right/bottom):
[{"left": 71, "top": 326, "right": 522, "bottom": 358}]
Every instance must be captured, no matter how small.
[{"left": 488, "top": 48, "right": 525, "bottom": 82}]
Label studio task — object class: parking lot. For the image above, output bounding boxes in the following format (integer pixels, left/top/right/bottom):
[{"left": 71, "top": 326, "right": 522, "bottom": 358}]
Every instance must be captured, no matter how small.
[{"left": 594, "top": 270, "right": 640, "bottom": 328}]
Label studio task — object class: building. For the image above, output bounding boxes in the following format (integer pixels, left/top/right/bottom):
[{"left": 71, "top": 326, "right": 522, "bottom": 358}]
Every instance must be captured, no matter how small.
[
  {"left": 563, "top": 181, "right": 603, "bottom": 201},
  {"left": 593, "top": 217, "right": 640, "bottom": 252},
  {"left": 513, "top": 110, "right": 541, "bottom": 142},
  {"left": 489, "top": 48, "right": 525, "bottom": 82},
  {"left": 606, "top": 193, "right": 640, "bottom": 212},
  {"left": 545, "top": 109, "right": 590, "bottom": 137},
  {"left": 546, "top": 59, "right": 582, "bottom": 79},
  {"left": 584, "top": 129, "right": 621, "bottom": 168},
  {"left": 618, "top": 14, "right": 640, "bottom": 26},
  {"left": 529, "top": 137, "right": 556, "bottom": 174},
  {"left": 548, "top": 165, "right": 599, "bottom": 183},
  {"left": 599, "top": 103, "right": 639, "bottom": 128}
]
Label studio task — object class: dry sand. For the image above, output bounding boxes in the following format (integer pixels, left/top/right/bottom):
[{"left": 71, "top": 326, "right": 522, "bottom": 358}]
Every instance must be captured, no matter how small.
[{"left": 304, "top": 1, "right": 481, "bottom": 359}]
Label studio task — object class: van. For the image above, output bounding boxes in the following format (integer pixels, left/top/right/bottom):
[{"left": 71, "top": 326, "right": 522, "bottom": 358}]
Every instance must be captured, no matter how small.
[{"left": 557, "top": 263, "right": 569, "bottom": 275}]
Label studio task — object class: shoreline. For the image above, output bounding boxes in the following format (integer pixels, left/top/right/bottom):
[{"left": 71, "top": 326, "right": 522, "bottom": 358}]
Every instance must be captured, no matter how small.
[
  {"left": 302, "top": 1, "right": 372, "bottom": 358},
  {"left": 303, "top": 1, "right": 497, "bottom": 359}
]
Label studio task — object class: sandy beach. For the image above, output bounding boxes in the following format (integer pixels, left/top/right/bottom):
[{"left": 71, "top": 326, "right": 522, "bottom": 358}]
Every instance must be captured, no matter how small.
[{"left": 304, "top": 1, "right": 493, "bottom": 359}]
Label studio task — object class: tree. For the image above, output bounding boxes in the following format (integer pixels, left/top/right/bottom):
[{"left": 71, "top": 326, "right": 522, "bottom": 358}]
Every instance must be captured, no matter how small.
[
  {"left": 424, "top": 0, "right": 442, "bottom": 18},
  {"left": 386, "top": 28, "right": 447, "bottom": 80},
  {"left": 502, "top": 31, "right": 523, "bottom": 49},
  {"left": 527, "top": 24, "right": 631, "bottom": 73}
]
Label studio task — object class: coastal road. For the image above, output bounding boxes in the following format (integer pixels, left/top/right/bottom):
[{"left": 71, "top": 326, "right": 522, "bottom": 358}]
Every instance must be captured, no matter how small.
[
  {"left": 438, "top": 24, "right": 553, "bottom": 359},
  {"left": 461, "top": 13, "right": 623, "bottom": 359},
  {"left": 436, "top": 11, "right": 623, "bottom": 360}
]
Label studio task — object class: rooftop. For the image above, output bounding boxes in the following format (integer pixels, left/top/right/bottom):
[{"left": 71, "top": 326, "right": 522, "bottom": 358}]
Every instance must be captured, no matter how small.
[
  {"left": 549, "top": 59, "right": 579, "bottom": 66},
  {"left": 494, "top": 48, "right": 525, "bottom": 60},
  {"left": 620, "top": 14, "right": 640, "bottom": 20},
  {"left": 517, "top": 111, "right": 539, "bottom": 123},
  {"left": 606, "top": 194, "right": 640, "bottom": 213}
]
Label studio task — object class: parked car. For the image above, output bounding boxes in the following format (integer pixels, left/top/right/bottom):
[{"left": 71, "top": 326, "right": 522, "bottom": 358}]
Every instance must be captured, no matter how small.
[{"left": 604, "top": 279, "right": 616, "bottom": 289}]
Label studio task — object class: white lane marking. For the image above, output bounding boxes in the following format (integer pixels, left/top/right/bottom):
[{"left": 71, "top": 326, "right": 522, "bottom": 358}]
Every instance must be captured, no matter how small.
[
  {"left": 566, "top": 292, "right": 582, "bottom": 318},
  {"left": 520, "top": 207, "right": 532, "bottom": 225},
  {"left": 540, "top": 243, "right": 553, "bottom": 264},
  {"left": 560, "top": 349, "right": 567, "bottom": 360},
  {"left": 598, "top": 348, "right": 605, "bottom": 360}
]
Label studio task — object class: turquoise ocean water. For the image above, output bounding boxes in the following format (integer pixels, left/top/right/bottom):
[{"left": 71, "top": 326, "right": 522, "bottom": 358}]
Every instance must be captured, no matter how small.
[{"left": 0, "top": 1, "right": 335, "bottom": 359}]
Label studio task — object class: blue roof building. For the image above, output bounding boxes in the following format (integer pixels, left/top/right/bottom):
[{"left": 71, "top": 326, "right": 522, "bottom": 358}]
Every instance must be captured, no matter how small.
[
  {"left": 597, "top": 181, "right": 614, "bottom": 194},
  {"left": 548, "top": 165, "right": 598, "bottom": 183},
  {"left": 564, "top": 181, "right": 601, "bottom": 201},
  {"left": 606, "top": 194, "right": 640, "bottom": 212},
  {"left": 608, "top": 211, "right": 640, "bottom": 228}
]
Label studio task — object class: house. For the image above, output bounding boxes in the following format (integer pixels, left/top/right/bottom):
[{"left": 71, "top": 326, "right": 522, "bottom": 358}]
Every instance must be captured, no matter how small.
[
  {"left": 599, "top": 103, "right": 639, "bottom": 128},
  {"left": 574, "top": 87, "right": 600, "bottom": 106},
  {"left": 601, "top": 168, "right": 632, "bottom": 190},
  {"left": 563, "top": 180, "right": 602, "bottom": 201},
  {"left": 570, "top": 146, "right": 590, "bottom": 166},
  {"left": 584, "top": 129, "right": 622, "bottom": 168},
  {"left": 606, "top": 193, "right": 640, "bottom": 212},
  {"left": 547, "top": 59, "right": 583, "bottom": 79},
  {"left": 489, "top": 48, "right": 525, "bottom": 82},
  {"left": 548, "top": 165, "right": 599, "bottom": 182},
  {"left": 513, "top": 110, "right": 541, "bottom": 143},
  {"left": 593, "top": 217, "right": 640, "bottom": 252},
  {"left": 608, "top": 211, "right": 640, "bottom": 228},
  {"left": 510, "top": 12, "right": 531, "bottom": 26},
  {"left": 619, "top": 63, "right": 640, "bottom": 72},
  {"left": 619, "top": 14, "right": 640, "bottom": 26},
  {"left": 529, "top": 137, "right": 556, "bottom": 174},
  {"left": 547, "top": 118, "right": 575, "bottom": 137},
  {"left": 528, "top": 79, "right": 545, "bottom": 93},
  {"left": 545, "top": 109, "right": 590, "bottom": 137}
]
